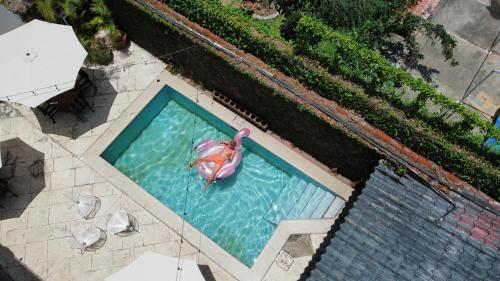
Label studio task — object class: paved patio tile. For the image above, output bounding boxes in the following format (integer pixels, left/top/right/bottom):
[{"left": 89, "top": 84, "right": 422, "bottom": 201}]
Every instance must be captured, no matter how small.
[
  {"left": 30, "top": 174, "right": 49, "bottom": 193},
  {"left": 85, "top": 268, "right": 113, "bottom": 281},
  {"left": 0, "top": 244, "right": 25, "bottom": 267},
  {"left": 91, "top": 250, "right": 112, "bottom": 271},
  {"left": 74, "top": 166, "right": 95, "bottom": 186},
  {"left": 101, "top": 235, "right": 123, "bottom": 251},
  {"left": 213, "top": 269, "right": 238, "bottom": 281},
  {"left": 153, "top": 240, "right": 179, "bottom": 257},
  {"left": 1, "top": 210, "right": 28, "bottom": 230},
  {"left": 27, "top": 225, "right": 50, "bottom": 243},
  {"left": 28, "top": 260, "right": 48, "bottom": 279},
  {"left": 111, "top": 248, "right": 133, "bottom": 267},
  {"left": 132, "top": 245, "right": 155, "bottom": 259},
  {"left": 0, "top": 194, "right": 31, "bottom": 210},
  {"left": 142, "top": 223, "right": 171, "bottom": 246},
  {"left": 29, "top": 191, "right": 50, "bottom": 207},
  {"left": 25, "top": 241, "right": 48, "bottom": 265},
  {"left": 69, "top": 255, "right": 91, "bottom": 273},
  {"left": 53, "top": 156, "right": 73, "bottom": 172},
  {"left": 1, "top": 228, "right": 28, "bottom": 246},
  {"left": 48, "top": 203, "right": 79, "bottom": 224},
  {"left": 47, "top": 258, "right": 70, "bottom": 281},
  {"left": 50, "top": 170, "right": 75, "bottom": 189},
  {"left": 47, "top": 238, "right": 72, "bottom": 262},
  {"left": 48, "top": 222, "right": 71, "bottom": 240},
  {"left": 92, "top": 182, "right": 114, "bottom": 197},
  {"left": 27, "top": 205, "right": 50, "bottom": 227},
  {"left": 120, "top": 232, "right": 145, "bottom": 249},
  {"left": 9, "top": 175, "right": 31, "bottom": 194}
]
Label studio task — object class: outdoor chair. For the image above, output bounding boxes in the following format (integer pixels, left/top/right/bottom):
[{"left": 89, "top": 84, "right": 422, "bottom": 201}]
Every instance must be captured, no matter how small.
[
  {"left": 77, "top": 69, "right": 97, "bottom": 93},
  {"left": 0, "top": 180, "right": 17, "bottom": 209},
  {"left": 0, "top": 151, "right": 18, "bottom": 209},
  {"left": 37, "top": 82, "right": 94, "bottom": 123},
  {"left": 68, "top": 224, "right": 107, "bottom": 254},
  {"left": 106, "top": 210, "right": 139, "bottom": 237}
]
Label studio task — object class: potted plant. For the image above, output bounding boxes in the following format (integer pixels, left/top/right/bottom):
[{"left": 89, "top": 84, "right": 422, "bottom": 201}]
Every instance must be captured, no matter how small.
[
  {"left": 110, "top": 29, "right": 130, "bottom": 50},
  {"left": 241, "top": 0, "right": 256, "bottom": 15}
]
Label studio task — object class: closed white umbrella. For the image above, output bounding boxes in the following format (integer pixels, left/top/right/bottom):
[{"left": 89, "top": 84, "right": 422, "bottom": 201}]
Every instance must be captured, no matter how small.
[
  {"left": 68, "top": 224, "right": 102, "bottom": 249},
  {"left": 107, "top": 210, "right": 131, "bottom": 234},
  {"left": 75, "top": 194, "right": 97, "bottom": 219},
  {"left": 105, "top": 251, "right": 205, "bottom": 281},
  {"left": 0, "top": 19, "right": 87, "bottom": 107}
]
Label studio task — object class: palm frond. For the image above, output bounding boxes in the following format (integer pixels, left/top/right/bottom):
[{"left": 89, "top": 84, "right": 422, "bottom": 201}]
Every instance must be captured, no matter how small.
[{"left": 35, "top": 0, "right": 57, "bottom": 22}]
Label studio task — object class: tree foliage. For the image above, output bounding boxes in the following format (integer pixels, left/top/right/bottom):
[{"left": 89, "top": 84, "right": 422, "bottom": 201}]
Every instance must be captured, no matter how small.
[
  {"left": 34, "top": 0, "right": 80, "bottom": 22},
  {"left": 277, "top": 0, "right": 457, "bottom": 66}
]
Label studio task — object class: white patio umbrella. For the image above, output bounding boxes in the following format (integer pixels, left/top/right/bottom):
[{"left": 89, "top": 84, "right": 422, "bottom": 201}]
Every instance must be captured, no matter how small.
[
  {"left": 107, "top": 210, "right": 132, "bottom": 234},
  {"left": 74, "top": 194, "right": 97, "bottom": 219},
  {"left": 0, "top": 19, "right": 87, "bottom": 107},
  {"left": 68, "top": 224, "right": 102, "bottom": 250},
  {"left": 105, "top": 251, "right": 206, "bottom": 281}
]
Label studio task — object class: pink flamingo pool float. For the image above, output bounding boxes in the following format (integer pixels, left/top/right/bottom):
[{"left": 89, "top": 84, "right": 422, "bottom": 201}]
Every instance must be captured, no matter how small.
[{"left": 193, "top": 128, "right": 250, "bottom": 180}]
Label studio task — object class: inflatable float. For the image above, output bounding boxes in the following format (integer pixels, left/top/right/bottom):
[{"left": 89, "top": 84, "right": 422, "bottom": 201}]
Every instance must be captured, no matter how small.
[{"left": 193, "top": 128, "right": 250, "bottom": 180}]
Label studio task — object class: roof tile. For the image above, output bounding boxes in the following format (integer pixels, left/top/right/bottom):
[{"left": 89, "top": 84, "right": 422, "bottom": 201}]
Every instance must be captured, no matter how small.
[{"left": 305, "top": 161, "right": 500, "bottom": 281}]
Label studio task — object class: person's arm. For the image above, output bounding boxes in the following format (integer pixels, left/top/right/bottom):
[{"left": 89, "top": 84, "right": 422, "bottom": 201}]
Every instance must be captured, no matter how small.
[
  {"left": 217, "top": 140, "right": 230, "bottom": 145},
  {"left": 229, "top": 150, "right": 236, "bottom": 161}
]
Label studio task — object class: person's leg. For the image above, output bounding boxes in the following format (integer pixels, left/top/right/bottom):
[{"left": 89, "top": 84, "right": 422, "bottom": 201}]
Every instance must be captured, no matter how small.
[
  {"left": 202, "top": 164, "right": 222, "bottom": 192},
  {"left": 188, "top": 156, "right": 212, "bottom": 167}
]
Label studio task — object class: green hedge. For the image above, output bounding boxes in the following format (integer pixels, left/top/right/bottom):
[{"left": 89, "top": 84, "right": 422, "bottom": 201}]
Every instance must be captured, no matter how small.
[
  {"left": 293, "top": 15, "right": 500, "bottom": 165},
  {"left": 164, "top": 0, "right": 500, "bottom": 198}
]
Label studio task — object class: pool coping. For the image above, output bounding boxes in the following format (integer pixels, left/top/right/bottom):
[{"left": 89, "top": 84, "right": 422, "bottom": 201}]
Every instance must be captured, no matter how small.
[{"left": 83, "top": 70, "right": 353, "bottom": 281}]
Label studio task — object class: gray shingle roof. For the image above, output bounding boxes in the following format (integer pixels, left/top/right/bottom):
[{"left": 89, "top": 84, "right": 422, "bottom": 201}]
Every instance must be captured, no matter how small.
[{"left": 304, "top": 162, "right": 500, "bottom": 281}]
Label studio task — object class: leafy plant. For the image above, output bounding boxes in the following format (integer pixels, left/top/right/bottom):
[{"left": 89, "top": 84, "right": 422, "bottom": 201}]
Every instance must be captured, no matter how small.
[
  {"left": 33, "top": 0, "right": 81, "bottom": 22},
  {"left": 89, "top": 0, "right": 118, "bottom": 35},
  {"left": 87, "top": 37, "right": 113, "bottom": 65},
  {"left": 276, "top": 0, "right": 458, "bottom": 66}
]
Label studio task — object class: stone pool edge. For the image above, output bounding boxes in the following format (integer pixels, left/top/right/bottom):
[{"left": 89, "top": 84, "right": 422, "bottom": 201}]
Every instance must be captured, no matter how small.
[{"left": 82, "top": 70, "right": 353, "bottom": 281}]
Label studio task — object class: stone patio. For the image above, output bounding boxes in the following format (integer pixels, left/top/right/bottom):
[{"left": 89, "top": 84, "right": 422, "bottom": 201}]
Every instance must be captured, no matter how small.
[{"left": 0, "top": 42, "right": 326, "bottom": 281}]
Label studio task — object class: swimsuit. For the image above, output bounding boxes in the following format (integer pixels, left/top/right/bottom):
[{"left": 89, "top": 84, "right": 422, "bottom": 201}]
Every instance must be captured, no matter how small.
[{"left": 208, "top": 154, "right": 226, "bottom": 166}]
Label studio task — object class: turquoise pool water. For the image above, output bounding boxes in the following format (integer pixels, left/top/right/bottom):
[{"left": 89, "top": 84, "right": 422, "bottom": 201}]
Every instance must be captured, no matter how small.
[{"left": 102, "top": 87, "right": 337, "bottom": 267}]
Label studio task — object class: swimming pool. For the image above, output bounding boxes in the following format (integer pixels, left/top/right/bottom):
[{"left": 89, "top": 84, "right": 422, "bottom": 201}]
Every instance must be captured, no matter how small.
[{"left": 102, "top": 87, "right": 340, "bottom": 267}]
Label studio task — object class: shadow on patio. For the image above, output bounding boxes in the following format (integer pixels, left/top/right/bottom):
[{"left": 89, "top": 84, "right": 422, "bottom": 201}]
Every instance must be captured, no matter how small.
[
  {"left": 33, "top": 68, "right": 117, "bottom": 140},
  {"left": 0, "top": 244, "right": 43, "bottom": 281},
  {"left": 0, "top": 137, "right": 45, "bottom": 219}
]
